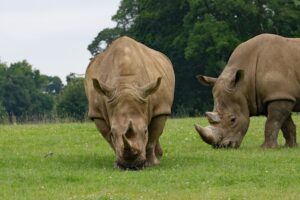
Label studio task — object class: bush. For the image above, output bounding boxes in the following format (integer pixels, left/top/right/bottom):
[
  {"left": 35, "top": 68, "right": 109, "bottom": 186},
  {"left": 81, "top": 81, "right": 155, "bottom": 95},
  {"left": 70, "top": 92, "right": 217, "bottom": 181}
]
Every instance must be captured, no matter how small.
[
  {"left": 0, "top": 101, "right": 8, "bottom": 123},
  {"left": 56, "top": 78, "right": 88, "bottom": 121}
]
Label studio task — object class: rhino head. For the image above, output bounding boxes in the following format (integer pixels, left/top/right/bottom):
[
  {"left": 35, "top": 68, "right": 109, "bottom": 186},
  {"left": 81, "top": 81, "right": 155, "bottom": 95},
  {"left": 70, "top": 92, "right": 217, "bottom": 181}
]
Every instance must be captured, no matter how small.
[
  {"left": 195, "top": 68, "right": 250, "bottom": 148},
  {"left": 92, "top": 77, "right": 161, "bottom": 170}
]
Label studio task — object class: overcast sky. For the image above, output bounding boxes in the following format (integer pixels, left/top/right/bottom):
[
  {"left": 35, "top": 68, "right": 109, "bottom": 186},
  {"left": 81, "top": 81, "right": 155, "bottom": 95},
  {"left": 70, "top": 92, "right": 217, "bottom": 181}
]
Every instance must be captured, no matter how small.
[{"left": 0, "top": 0, "right": 120, "bottom": 83}]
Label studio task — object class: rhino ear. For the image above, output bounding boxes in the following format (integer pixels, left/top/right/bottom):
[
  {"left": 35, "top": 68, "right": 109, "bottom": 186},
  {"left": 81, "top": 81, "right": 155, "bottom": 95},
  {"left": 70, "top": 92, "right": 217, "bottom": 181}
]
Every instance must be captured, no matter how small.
[
  {"left": 228, "top": 69, "right": 244, "bottom": 89},
  {"left": 140, "top": 77, "right": 162, "bottom": 98},
  {"left": 196, "top": 75, "right": 217, "bottom": 87},
  {"left": 92, "top": 78, "right": 115, "bottom": 98}
]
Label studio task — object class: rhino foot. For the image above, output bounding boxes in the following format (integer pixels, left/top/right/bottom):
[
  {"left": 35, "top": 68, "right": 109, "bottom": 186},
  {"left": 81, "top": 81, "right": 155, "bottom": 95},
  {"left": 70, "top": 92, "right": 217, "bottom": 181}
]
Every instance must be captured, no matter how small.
[
  {"left": 260, "top": 142, "right": 278, "bottom": 149},
  {"left": 145, "top": 156, "right": 160, "bottom": 167},
  {"left": 284, "top": 142, "right": 298, "bottom": 148}
]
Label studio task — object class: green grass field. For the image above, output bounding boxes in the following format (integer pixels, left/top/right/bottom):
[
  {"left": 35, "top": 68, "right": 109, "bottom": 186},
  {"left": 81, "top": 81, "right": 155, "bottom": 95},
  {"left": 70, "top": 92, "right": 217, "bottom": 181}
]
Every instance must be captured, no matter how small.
[{"left": 1, "top": 117, "right": 300, "bottom": 200}]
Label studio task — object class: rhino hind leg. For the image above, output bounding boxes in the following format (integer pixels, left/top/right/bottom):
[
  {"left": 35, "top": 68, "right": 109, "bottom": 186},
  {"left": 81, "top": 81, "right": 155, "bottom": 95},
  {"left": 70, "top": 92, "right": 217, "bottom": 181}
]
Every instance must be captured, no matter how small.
[
  {"left": 281, "top": 115, "right": 297, "bottom": 147},
  {"left": 145, "top": 115, "right": 167, "bottom": 167},
  {"left": 262, "top": 100, "right": 295, "bottom": 148}
]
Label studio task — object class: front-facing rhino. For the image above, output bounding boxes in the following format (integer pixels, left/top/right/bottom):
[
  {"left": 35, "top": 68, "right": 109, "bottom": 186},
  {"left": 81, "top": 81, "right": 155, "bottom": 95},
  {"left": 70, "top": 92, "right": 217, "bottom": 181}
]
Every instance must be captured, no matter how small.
[
  {"left": 85, "top": 36, "right": 175, "bottom": 169},
  {"left": 195, "top": 34, "right": 299, "bottom": 148}
]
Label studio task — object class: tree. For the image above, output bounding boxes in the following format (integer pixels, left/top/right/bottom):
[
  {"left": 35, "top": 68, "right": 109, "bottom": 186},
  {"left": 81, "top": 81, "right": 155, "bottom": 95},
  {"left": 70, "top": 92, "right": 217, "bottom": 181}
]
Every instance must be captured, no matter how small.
[
  {"left": 0, "top": 61, "right": 8, "bottom": 110},
  {"left": 0, "top": 60, "right": 61, "bottom": 122},
  {"left": 88, "top": 28, "right": 124, "bottom": 56},
  {"left": 56, "top": 76, "right": 87, "bottom": 121},
  {"left": 0, "top": 100, "right": 7, "bottom": 123},
  {"left": 45, "top": 76, "right": 63, "bottom": 95},
  {"left": 88, "top": 0, "right": 300, "bottom": 116}
]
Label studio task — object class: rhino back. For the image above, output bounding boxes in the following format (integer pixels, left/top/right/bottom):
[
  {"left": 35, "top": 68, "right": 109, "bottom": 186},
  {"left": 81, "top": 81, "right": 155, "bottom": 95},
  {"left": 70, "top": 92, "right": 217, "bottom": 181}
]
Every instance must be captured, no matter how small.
[
  {"left": 223, "top": 34, "right": 300, "bottom": 115},
  {"left": 85, "top": 36, "right": 175, "bottom": 121},
  {"left": 254, "top": 35, "right": 300, "bottom": 111}
]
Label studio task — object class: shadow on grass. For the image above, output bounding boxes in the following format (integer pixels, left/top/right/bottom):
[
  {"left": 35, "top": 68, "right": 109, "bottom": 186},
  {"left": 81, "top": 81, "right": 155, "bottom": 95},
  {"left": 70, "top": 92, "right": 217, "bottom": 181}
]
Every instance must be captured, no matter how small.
[
  {"left": 44, "top": 145, "right": 295, "bottom": 172},
  {"left": 54, "top": 153, "right": 202, "bottom": 172}
]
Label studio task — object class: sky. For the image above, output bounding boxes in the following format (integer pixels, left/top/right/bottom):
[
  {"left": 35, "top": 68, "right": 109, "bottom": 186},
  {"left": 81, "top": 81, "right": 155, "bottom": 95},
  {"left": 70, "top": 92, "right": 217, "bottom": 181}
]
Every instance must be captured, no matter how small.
[{"left": 0, "top": 0, "right": 121, "bottom": 83}]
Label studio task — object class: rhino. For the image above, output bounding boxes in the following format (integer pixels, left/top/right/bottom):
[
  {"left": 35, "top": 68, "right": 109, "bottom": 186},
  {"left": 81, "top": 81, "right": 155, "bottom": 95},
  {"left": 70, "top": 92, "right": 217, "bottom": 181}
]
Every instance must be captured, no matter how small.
[
  {"left": 85, "top": 36, "right": 175, "bottom": 169},
  {"left": 195, "top": 34, "right": 299, "bottom": 148}
]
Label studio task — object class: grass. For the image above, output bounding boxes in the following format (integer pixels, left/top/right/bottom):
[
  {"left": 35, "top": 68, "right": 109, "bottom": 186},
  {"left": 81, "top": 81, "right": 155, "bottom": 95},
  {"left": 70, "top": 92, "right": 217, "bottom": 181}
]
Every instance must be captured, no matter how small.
[{"left": 0, "top": 116, "right": 300, "bottom": 200}]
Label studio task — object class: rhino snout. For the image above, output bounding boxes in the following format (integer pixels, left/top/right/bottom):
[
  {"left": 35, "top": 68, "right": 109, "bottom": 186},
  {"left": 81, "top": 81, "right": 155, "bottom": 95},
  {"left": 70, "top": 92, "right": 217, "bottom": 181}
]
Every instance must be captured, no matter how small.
[
  {"left": 195, "top": 124, "right": 242, "bottom": 148},
  {"left": 115, "top": 135, "right": 146, "bottom": 170},
  {"left": 115, "top": 157, "right": 146, "bottom": 170},
  {"left": 213, "top": 140, "right": 240, "bottom": 149}
]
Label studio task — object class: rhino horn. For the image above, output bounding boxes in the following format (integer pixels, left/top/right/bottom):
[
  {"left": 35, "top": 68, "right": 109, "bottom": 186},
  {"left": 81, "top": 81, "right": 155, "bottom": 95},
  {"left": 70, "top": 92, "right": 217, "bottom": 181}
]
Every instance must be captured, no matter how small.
[
  {"left": 128, "top": 120, "right": 133, "bottom": 131},
  {"left": 122, "top": 134, "right": 131, "bottom": 149},
  {"left": 124, "top": 120, "right": 134, "bottom": 138},
  {"left": 140, "top": 77, "right": 162, "bottom": 98},
  {"left": 206, "top": 112, "right": 220, "bottom": 124},
  {"left": 194, "top": 124, "right": 219, "bottom": 145}
]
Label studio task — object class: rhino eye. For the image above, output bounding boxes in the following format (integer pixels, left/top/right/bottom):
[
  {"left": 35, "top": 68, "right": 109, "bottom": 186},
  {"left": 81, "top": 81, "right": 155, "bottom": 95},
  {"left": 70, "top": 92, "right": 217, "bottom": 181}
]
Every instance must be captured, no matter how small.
[{"left": 144, "top": 128, "right": 148, "bottom": 135}]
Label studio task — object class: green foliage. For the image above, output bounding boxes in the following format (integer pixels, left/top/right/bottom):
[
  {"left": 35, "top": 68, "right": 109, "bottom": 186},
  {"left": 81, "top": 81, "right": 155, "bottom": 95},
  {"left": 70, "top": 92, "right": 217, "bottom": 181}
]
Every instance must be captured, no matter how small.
[
  {"left": 87, "top": 27, "right": 124, "bottom": 56},
  {"left": 184, "top": 14, "right": 239, "bottom": 75},
  {"left": 45, "top": 76, "right": 64, "bottom": 95},
  {"left": 56, "top": 76, "right": 87, "bottom": 121},
  {"left": 1, "top": 117, "right": 300, "bottom": 199},
  {"left": 0, "top": 101, "right": 8, "bottom": 123},
  {"left": 0, "top": 60, "right": 62, "bottom": 122},
  {"left": 112, "top": 0, "right": 139, "bottom": 30},
  {"left": 88, "top": 0, "right": 300, "bottom": 116}
]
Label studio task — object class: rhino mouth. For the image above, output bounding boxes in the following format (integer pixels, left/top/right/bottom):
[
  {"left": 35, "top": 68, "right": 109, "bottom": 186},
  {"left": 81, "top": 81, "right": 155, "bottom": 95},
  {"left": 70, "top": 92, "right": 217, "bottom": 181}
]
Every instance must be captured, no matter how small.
[
  {"left": 116, "top": 160, "right": 145, "bottom": 170},
  {"left": 212, "top": 140, "right": 240, "bottom": 149}
]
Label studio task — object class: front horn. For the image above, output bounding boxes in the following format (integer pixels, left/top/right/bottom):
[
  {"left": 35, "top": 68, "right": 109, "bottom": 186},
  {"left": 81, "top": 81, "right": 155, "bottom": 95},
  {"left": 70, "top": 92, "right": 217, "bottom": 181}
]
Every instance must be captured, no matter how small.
[
  {"left": 123, "top": 120, "right": 134, "bottom": 149},
  {"left": 122, "top": 134, "right": 131, "bottom": 149},
  {"left": 194, "top": 124, "right": 219, "bottom": 145}
]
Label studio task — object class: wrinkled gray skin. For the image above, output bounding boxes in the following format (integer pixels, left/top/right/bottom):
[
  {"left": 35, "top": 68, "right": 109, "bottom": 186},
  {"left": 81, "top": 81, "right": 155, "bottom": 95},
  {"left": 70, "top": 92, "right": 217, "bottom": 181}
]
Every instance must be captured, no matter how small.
[
  {"left": 85, "top": 36, "right": 175, "bottom": 169},
  {"left": 195, "top": 34, "right": 299, "bottom": 148}
]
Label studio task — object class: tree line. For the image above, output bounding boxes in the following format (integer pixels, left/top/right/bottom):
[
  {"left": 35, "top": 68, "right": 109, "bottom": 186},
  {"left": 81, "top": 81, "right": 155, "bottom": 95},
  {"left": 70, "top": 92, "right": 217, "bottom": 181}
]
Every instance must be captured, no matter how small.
[
  {"left": 88, "top": 0, "right": 300, "bottom": 116},
  {"left": 0, "top": 60, "right": 87, "bottom": 123},
  {"left": 2, "top": 0, "right": 300, "bottom": 122}
]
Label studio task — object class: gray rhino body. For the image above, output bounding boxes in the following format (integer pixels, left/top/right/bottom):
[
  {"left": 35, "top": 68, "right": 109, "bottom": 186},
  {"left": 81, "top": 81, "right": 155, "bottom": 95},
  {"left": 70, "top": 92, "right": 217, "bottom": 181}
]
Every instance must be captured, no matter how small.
[
  {"left": 196, "top": 34, "right": 300, "bottom": 148},
  {"left": 85, "top": 36, "right": 175, "bottom": 169}
]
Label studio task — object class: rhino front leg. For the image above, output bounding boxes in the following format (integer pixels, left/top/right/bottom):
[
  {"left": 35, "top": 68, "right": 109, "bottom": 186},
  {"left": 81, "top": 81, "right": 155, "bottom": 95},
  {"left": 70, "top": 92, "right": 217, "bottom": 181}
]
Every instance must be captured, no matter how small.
[
  {"left": 145, "top": 115, "right": 167, "bottom": 167},
  {"left": 155, "top": 140, "right": 163, "bottom": 158},
  {"left": 262, "top": 101, "right": 295, "bottom": 148},
  {"left": 281, "top": 115, "right": 297, "bottom": 147},
  {"left": 94, "top": 119, "right": 114, "bottom": 151}
]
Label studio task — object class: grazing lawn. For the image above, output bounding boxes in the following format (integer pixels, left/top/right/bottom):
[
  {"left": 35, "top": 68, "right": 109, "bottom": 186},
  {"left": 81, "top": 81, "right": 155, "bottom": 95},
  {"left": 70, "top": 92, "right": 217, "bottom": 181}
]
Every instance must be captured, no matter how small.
[{"left": 0, "top": 117, "right": 299, "bottom": 200}]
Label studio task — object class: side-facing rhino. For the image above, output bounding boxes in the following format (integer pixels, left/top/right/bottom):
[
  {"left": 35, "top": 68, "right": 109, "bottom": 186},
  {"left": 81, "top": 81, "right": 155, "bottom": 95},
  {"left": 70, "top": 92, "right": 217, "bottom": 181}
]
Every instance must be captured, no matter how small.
[
  {"left": 195, "top": 34, "right": 299, "bottom": 148},
  {"left": 85, "top": 36, "right": 175, "bottom": 169}
]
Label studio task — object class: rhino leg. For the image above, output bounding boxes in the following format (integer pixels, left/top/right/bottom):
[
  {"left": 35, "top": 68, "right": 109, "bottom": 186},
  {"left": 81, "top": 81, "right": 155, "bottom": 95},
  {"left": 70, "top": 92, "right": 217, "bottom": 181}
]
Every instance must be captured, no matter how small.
[
  {"left": 94, "top": 119, "right": 115, "bottom": 151},
  {"left": 155, "top": 140, "right": 163, "bottom": 158},
  {"left": 281, "top": 115, "right": 297, "bottom": 147},
  {"left": 262, "top": 101, "right": 295, "bottom": 148},
  {"left": 145, "top": 115, "right": 167, "bottom": 167}
]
